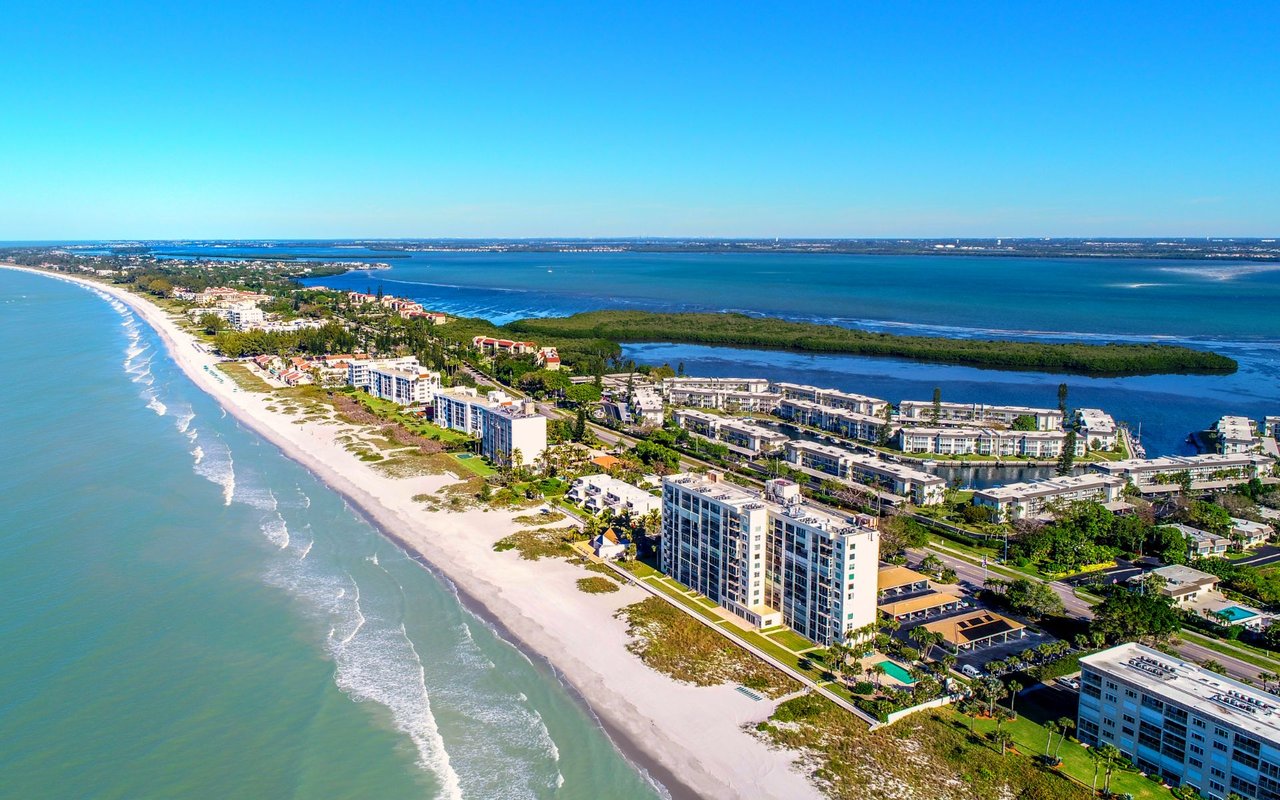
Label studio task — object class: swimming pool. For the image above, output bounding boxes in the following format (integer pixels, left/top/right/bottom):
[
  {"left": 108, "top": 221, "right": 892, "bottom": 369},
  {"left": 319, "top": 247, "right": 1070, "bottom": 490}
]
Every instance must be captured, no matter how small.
[
  {"left": 1219, "top": 606, "right": 1259, "bottom": 623},
  {"left": 877, "top": 660, "right": 916, "bottom": 684}
]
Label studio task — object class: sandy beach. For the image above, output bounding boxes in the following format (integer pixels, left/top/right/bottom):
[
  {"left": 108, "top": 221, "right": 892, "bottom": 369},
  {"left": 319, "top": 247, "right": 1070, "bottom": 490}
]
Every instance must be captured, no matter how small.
[{"left": 4, "top": 264, "right": 822, "bottom": 800}]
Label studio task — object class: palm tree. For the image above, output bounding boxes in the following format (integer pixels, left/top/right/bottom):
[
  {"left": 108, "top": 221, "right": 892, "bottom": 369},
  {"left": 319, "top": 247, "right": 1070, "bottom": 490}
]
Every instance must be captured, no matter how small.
[
  {"left": 1091, "top": 746, "right": 1103, "bottom": 793},
  {"left": 1053, "top": 717, "right": 1075, "bottom": 761},
  {"left": 1098, "top": 743, "right": 1122, "bottom": 794},
  {"left": 940, "top": 653, "right": 958, "bottom": 675},
  {"left": 870, "top": 663, "right": 887, "bottom": 688},
  {"left": 1006, "top": 680, "right": 1023, "bottom": 714},
  {"left": 991, "top": 728, "right": 1013, "bottom": 755},
  {"left": 1044, "top": 720, "right": 1059, "bottom": 759}
]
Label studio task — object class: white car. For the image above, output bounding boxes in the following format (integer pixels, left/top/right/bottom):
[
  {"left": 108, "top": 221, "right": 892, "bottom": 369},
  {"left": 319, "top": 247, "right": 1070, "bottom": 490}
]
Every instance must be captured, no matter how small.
[{"left": 961, "top": 664, "right": 983, "bottom": 679}]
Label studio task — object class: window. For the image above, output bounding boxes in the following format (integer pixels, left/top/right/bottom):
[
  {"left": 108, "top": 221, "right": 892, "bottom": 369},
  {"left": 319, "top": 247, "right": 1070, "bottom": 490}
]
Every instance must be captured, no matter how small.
[
  {"left": 1189, "top": 757, "right": 1202, "bottom": 768},
  {"left": 1213, "top": 741, "right": 1228, "bottom": 753},
  {"left": 1125, "top": 689, "right": 1137, "bottom": 699}
]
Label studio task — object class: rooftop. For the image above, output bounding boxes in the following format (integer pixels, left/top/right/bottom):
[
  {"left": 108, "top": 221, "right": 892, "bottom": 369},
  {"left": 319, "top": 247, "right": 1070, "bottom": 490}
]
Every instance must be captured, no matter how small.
[
  {"left": 974, "top": 473, "right": 1126, "bottom": 502},
  {"left": 877, "top": 565, "right": 930, "bottom": 592},
  {"left": 1082, "top": 642, "right": 1280, "bottom": 741},
  {"left": 878, "top": 590, "right": 961, "bottom": 617},
  {"left": 922, "top": 609, "right": 1025, "bottom": 646}
]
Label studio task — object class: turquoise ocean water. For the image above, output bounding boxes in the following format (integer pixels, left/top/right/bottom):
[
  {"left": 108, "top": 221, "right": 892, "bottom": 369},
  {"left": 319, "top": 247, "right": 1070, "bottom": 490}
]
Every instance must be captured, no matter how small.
[{"left": 0, "top": 269, "right": 660, "bottom": 799}]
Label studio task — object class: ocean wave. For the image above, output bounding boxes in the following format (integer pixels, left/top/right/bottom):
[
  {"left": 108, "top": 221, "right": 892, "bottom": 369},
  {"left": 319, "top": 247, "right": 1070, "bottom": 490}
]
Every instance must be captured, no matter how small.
[
  {"left": 191, "top": 431, "right": 235, "bottom": 506},
  {"left": 261, "top": 511, "right": 290, "bottom": 549}
]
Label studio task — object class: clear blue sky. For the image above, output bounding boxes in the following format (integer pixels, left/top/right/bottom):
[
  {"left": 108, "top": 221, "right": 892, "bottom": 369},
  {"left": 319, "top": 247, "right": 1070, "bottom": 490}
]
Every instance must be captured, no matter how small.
[{"left": 1, "top": 1, "right": 1276, "bottom": 239}]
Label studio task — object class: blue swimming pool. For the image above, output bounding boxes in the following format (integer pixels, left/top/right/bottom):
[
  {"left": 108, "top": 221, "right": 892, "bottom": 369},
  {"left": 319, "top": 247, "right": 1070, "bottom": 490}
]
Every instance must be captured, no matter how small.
[
  {"left": 877, "top": 660, "right": 916, "bottom": 684},
  {"left": 1220, "top": 606, "right": 1258, "bottom": 622}
]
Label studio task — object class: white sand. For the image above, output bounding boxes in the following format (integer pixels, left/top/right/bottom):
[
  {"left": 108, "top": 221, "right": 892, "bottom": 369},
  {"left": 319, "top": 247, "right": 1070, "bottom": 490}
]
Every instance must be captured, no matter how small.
[{"left": 5, "top": 265, "right": 821, "bottom": 800}]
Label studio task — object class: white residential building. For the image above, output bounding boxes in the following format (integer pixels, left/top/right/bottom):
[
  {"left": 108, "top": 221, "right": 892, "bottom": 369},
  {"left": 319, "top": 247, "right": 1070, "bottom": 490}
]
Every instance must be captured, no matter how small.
[
  {"left": 672, "top": 409, "right": 790, "bottom": 456},
  {"left": 347, "top": 356, "right": 419, "bottom": 390},
  {"left": 629, "top": 387, "right": 665, "bottom": 427},
  {"left": 776, "top": 398, "right": 893, "bottom": 444},
  {"left": 972, "top": 473, "right": 1127, "bottom": 521},
  {"left": 368, "top": 363, "right": 442, "bottom": 406},
  {"left": 784, "top": 440, "right": 946, "bottom": 506},
  {"left": 662, "top": 377, "right": 781, "bottom": 412},
  {"left": 1076, "top": 407, "right": 1120, "bottom": 451},
  {"left": 482, "top": 401, "right": 547, "bottom": 468},
  {"left": 661, "top": 473, "right": 880, "bottom": 645},
  {"left": 1217, "top": 416, "right": 1261, "bottom": 455},
  {"left": 1089, "top": 453, "right": 1274, "bottom": 493},
  {"left": 226, "top": 304, "right": 266, "bottom": 331},
  {"left": 1265, "top": 416, "right": 1280, "bottom": 439},
  {"left": 771, "top": 382, "right": 889, "bottom": 417},
  {"left": 1078, "top": 642, "right": 1280, "bottom": 798},
  {"left": 896, "top": 426, "right": 1084, "bottom": 458},
  {"left": 1231, "top": 517, "right": 1273, "bottom": 550},
  {"left": 1170, "top": 523, "right": 1231, "bottom": 558},
  {"left": 433, "top": 387, "right": 546, "bottom": 467},
  {"left": 898, "top": 400, "right": 1063, "bottom": 431},
  {"left": 566, "top": 474, "right": 660, "bottom": 517}
]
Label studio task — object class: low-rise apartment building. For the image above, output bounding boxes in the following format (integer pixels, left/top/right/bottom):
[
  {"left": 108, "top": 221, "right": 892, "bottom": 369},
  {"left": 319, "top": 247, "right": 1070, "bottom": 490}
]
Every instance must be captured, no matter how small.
[
  {"left": 1169, "top": 523, "right": 1231, "bottom": 558},
  {"left": 972, "top": 473, "right": 1127, "bottom": 521},
  {"left": 784, "top": 440, "right": 946, "bottom": 506},
  {"left": 772, "top": 382, "right": 888, "bottom": 417},
  {"left": 896, "top": 427, "right": 1084, "bottom": 458},
  {"left": 566, "top": 474, "right": 660, "bottom": 517},
  {"left": 1217, "top": 416, "right": 1262, "bottom": 455},
  {"left": 898, "top": 400, "right": 1063, "bottom": 431},
  {"left": 1076, "top": 407, "right": 1120, "bottom": 451},
  {"left": 672, "top": 409, "right": 789, "bottom": 456},
  {"left": 1078, "top": 642, "right": 1280, "bottom": 799},
  {"left": 776, "top": 398, "right": 893, "bottom": 443},
  {"left": 472, "top": 336, "right": 536, "bottom": 355},
  {"left": 1089, "top": 453, "right": 1274, "bottom": 492},
  {"left": 1232, "top": 518, "right": 1273, "bottom": 550},
  {"left": 1133, "top": 564, "right": 1221, "bottom": 607},
  {"left": 1265, "top": 417, "right": 1280, "bottom": 439},
  {"left": 660, "top": 473, "right": 880, "bottom": 645}
]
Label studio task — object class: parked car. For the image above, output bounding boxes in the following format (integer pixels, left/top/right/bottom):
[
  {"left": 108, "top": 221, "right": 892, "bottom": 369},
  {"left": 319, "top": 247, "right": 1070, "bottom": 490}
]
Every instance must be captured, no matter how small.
[
  {"left": 961, "top": 664, "right": 983, "bottom": 679},
  {"left": 1062, "top": 677, "right": 1080, "bottom": 690}
]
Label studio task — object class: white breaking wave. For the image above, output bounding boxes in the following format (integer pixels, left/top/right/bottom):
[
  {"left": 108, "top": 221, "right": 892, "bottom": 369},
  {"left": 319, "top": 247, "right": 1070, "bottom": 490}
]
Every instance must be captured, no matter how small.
[
  {"left": 262, "top": 553, "right": 463, "bottom": 798},
  {"left": 261, "top": 511, "right": 290, "bottom": 549},
  {"left": 191, "top": 430, "right": 236, "bottom": 506},
  {"left": 145, "top": 391, "right": 168, "bottom": 416}
]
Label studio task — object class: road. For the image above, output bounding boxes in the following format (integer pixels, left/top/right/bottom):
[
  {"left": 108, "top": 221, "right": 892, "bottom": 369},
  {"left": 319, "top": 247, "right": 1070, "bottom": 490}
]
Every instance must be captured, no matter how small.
[{"left": 918, "top": 544, "right": 1273, "bottom": 684}]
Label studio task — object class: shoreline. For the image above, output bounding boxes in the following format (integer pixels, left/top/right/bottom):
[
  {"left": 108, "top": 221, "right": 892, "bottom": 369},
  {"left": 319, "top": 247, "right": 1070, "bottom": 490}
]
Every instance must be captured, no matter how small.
[{"left": 3, "top": 264, "right": 821, "bottom": 800}]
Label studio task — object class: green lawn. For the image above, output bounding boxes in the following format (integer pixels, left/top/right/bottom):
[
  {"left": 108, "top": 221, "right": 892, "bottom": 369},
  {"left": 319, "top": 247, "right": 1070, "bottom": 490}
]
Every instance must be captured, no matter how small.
[
  {"left": 450, "top": 453, "right": 496, "bottom": 476},
  {"left": 766, "top": 628, "right": 819, "bottom": 653},
  {"left": 969, "top": 710, "right": 1168, "bottom": 799}
]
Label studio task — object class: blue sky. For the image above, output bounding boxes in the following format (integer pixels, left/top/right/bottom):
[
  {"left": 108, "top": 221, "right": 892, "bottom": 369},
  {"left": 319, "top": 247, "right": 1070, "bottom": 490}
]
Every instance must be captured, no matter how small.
[{"left": 0, "top": 1, "right": 1276, "bottom": 238}]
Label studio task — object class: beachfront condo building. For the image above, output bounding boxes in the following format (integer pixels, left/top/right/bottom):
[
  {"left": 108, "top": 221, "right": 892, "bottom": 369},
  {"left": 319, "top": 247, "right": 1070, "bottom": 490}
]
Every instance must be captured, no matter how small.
[
  {"left": 660, "top": 473, "right": 880, "bottom": 645},
  {"left": 481, "top": 402, "right": 547, "bottom": 468},
  {"left": 775, "top": 398, "right": 893, "bottom": 444},
  {"left": 226, "top": 304, "right": 266, "bottom": 331},
  {"left": 434, "top": 387, "right": 547, "bottom": 467},
  {"left": 896, "top": 427, "right": 1085, "bottom": 458},
  {"left": 972, "top": 473, "right": 1127, "bottom": 521},
  {"left": 662, "top": 377, "right": 781, "bottom": 413},
  {"left": 783, "top": 440, "right": 946, "bottom": 506},
  {"left": 1078, "top": 642, "right": 1280, "bottom": 800},
  {"left": 898, "top": 400, "right": 1064, "bottom": 431},
  {"left": 1076, "top": 407, "right": 1120, "bottom": 451},
  {"left": 1216, "top": 416, "right": 1262, "bottom": 455},
  {"left": 346, "top": 356, "right": 441, "bottom": 406},
  {"left": 772, "top": 382, "right": 889, "bottom": 417},
  {"left": 1088, "top": 453, "right": 1275, "bottom": 494},
  {"left": 672, "top": 409, "right": 790, "bottom": 456}
]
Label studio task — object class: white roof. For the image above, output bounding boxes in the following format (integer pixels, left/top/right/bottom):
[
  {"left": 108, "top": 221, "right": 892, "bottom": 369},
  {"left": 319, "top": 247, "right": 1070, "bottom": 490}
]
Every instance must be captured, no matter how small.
[{"left": 1082, "top": 642, "right": 1280, "bottom": 741}]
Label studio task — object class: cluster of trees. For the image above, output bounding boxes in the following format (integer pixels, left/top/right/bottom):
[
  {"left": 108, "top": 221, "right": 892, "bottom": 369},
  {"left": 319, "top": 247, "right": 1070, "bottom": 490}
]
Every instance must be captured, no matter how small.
[
  {"left": 1089, "top": 589, "right": 1182, "bottom": 643},
  {"left": 981, "top": 577, "right": 1065, "bottom": 620},
  {"left": 1009, "top": 501, "right": 1188, "bottom": 575},
  {"left": 212, "top": 323, "right": 357, "bottom": 358},
  {"left": 506, "top": 310, "right": 1238, "bottom": 376}
]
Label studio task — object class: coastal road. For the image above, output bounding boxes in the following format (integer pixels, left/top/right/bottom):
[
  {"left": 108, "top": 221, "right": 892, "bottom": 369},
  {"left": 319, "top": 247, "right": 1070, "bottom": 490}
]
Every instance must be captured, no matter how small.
[{"left": 918, "top": 545, "right": 1273, "bottom": 684}]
